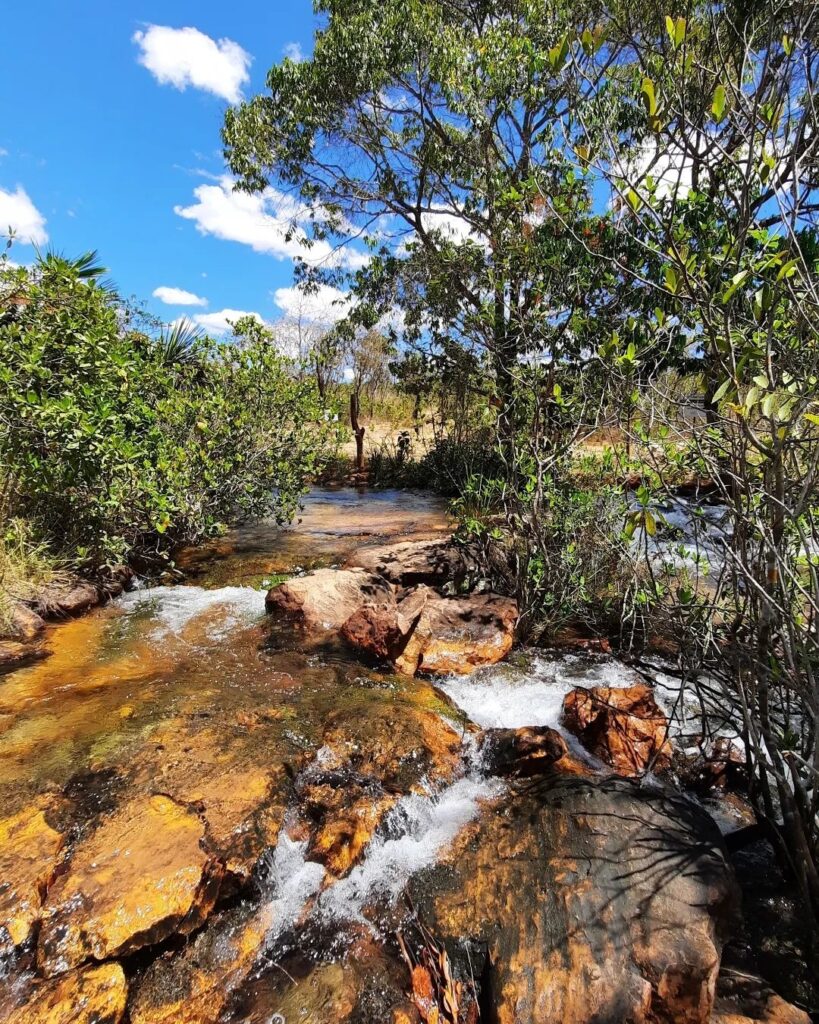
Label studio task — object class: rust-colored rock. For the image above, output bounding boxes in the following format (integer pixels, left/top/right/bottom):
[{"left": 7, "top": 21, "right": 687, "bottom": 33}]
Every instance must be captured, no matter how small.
[
  {"left": 0, "top": 639, "right": 49, "bottom": 669},
  {"left": 562, "top": 683, "right": 672, "bottom": 775},
  {"left": 410, "top": 775, "right": 737, "bottom": 1024},
  {"left": 266, "top": 567, "right": 395, "bottom": 635},
  {"left": 38, "top": 794, "right": 223, "bottom": 975},
  {"left": 0, "top": 796, "right": 66, "bottom": 951},
  {"left": 712, "top": 970, "right": 811, "bottom": 1024},
  {"left": 128, "top": 903, "right": 269, "bottom": 1024},
  {"left": 38, "top": 581, "right": 100, "bottom": 618},
  {"left": 6, "top": 603, "right": 46, "bottom": 641},
  {"left": 346, "top": 537, "right": 473, "bottom": 587},
  {"left": 5, "top": 963, "right": 127, "bottom": 1024},
  {"left": 477, "top": 725, "right": 569, "bottom": 777},
  {"left": 393, "top": 587, "right": 517, "bottom": 676},
  {"left": 341, "top": 603, "right": 404, "bottom": 662},
  {"left": 300, "top": 778, "right": 398, "bottom": 877}
]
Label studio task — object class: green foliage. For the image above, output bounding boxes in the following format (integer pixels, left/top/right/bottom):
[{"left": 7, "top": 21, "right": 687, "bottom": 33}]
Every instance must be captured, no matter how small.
[
  {"left": 0, "top": 252, "right": 339, "bottom": 567},
  {"left": 0, "top": 515, "right": 64, "bottom": 636}
]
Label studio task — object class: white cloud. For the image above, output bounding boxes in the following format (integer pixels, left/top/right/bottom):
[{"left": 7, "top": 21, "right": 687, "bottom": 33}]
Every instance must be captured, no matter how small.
[
  {"left": 174, "top": 176, "right": 369, "bottom": 269},
  {"left": 0, "top": 148, "right": 8, "bottom": 159},
  {"left": 0, "top": 185, "right": 48, "bottom": 245},
  {"left": 184, "top": 308, "right": 267, "bottom": 335},
  {"left": 153, "top": 285, "right": 208, "bottom": 306},
  {"left": 133, "top": 25, "right": 251, "bottom": 104},
  {"left": 283, "top": 42, "right": 304, "bottom": 62},
  {"left": 273, "top": 284, "right": 352, "bottom": 324}
]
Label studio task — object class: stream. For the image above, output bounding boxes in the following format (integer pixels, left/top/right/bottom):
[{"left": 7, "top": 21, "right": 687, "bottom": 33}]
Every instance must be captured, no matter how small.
[{"left": 0, "top": 488, "right": 813, "bottom": 1023}]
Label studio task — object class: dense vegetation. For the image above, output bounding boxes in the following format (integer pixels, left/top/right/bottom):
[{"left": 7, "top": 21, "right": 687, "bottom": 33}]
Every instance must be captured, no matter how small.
[
  {"left": 0, "top": 250, "right": 339, "bottom": 585},
  {"left": 225, "top": 0, "right": 819, "bottom": 937}
]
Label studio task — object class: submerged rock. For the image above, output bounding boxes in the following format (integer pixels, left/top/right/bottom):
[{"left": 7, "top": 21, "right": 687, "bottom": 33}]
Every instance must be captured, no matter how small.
[
  {"left": 0, "top": 796, "right": 66, "bottom": 952},
  {"left": 4, "top": 963, "right": 127, "bottom": 1024},
  {"left": 410, "top": 774, "right": 737, "bottom": 1024},
  {"left": 265, "top": 567, "right": 395, "bottom": 635},
  {"left": 562, "top": 683, "right": 672, "bottom": 776},
  {"left": 38, "top": 794, "right": 223, "bottom": 975},
  {"left": 0, "top": 639, "right": 49, "bottom": 670}
]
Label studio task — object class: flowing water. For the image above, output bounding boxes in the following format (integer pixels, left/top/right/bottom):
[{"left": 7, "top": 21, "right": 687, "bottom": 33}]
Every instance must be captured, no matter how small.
[{"left": 4, "top": 485, "right": 773, "bottom": 1018}]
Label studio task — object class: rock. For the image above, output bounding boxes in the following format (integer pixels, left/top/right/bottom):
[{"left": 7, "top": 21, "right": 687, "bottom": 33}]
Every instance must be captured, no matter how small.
[
  {"left": 38, "top": 794, "right": 224, "bottom": 975},
  {"left": 38, "top": 581, "right": 101, "bottom": 618},
  {"left": 0, "top": 639, "right": 50, "bottom": 670},
  {"left": 128, "top": 903, "right": 269, "bottom": 1024},
  {"left": 300, "top": 776, "right": 398, "bottom": 877},
  {"left": 410, "top": 774, "right": 737, "bottom": 1024},
  {"left": 4, "top": 963, "right": 128, "bottom": 1024},
  {"left": 393, "top": 586, "right": 517, "bottom": 676},
  {"left": 562, "top": 683, "right": 672, "bottom": 776},
  {"left": 0, "top": 796, "right": 66, "bottom": 951},
  {"left": 346, "top": 537, "right": 473, "bottom": 587},
  {"left": 477, "top": 725, "right": 569, "bottom": 777},
  {"left": 6, "top": 603, "right": 46, "bottom": 641},
  {"left": 266, "top": 568, "right": 395, "bottom": 635},
  {"left": 712, "top": 970, "right": 811, "bottom": 1024},
  {"left": 341, "top": 603, "right": 404, "bottom": 663}
]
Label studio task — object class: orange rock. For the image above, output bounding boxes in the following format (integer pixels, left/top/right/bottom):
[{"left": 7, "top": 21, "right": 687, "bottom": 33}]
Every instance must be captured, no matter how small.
[
  {"left": 38, "top": 794, "right": 223, "bottom": 975},
  {"left": 128, "top": 903, "right": 270, "bottom": 1024},
  {"left": 5, "top": 963, "right": 127, "bottom": 1024},
  {"left": 265, "top": 568, "right": 395, "bottom": 635},
  {"left": 393, "top": 587, "right": 518, "bottom": 677},
  {"left": 345, "top": 537, "right": 473, "bottom": 586},
  {"left": 302, "top": 782, "right": 398, "bottom": 877},
  {"left": 0, "top": 639, "right": 49, "bottom": 669},
  {"left": 0, "top": 796, "right": 66, "bottom": 951},
  {"left": 562, "top": 683, "right": 672, "bottom": 775},
  {"left": 478, "top": 726, "right": 569, "bottom": 777}
]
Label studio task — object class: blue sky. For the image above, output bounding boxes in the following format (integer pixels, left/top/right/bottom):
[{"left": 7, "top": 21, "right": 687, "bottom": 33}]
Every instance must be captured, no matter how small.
[{"left": 0, "top": 2, "right": 342, "bottom": 334}]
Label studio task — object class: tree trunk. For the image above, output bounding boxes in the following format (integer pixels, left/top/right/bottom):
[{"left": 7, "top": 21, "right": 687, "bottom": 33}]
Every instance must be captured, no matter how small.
[{"left": 350, "top": 392, "right": 365, "bottom": 474}]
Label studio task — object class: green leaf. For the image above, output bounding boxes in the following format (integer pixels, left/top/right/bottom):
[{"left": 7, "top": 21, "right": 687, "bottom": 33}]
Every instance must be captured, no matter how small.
[
  {"left": 548, "top": 35, "right": 569, "bottom": 70},
  {"left": 782, "top": 34, "right": 793, "bottom": 56},
  {"left": 711, "top": 84, "right": 727, "bottom": 122},
  {"left": 722, "top": 269, "right": 749, "bottom": 303},
  {"left": 664, "top": 265, "right": 678, "bottom": 293},
  {"left": 711, "top": 378, "right": 732, "bottom": 403},
  {"left": 804, "top": 413, "right": 819, "bottom": 426}
]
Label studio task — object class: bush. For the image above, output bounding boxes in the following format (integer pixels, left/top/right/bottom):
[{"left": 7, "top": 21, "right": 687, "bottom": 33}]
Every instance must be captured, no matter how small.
[{"left": 0, "top": 252, "right": 339, "bottom": 568}]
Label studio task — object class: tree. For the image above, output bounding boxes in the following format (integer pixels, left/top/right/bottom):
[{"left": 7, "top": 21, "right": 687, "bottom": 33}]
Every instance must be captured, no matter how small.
[{"left": 223, "top": 0, "right": 611, "bottom": 443}]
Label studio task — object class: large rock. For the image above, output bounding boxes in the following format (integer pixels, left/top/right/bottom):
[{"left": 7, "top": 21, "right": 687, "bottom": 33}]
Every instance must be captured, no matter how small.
[
  {"left": 0, "top": 639, "right": 49, "bottom": 670},
  {"left": 562, "top": 683, "right": 672, "bottom": 776},
  {"left": 265, "top": 568, "right": 395, "bottom": 635},
  {"left": 4, "top": 964, "right": 128, "bottom": 1024},
  {"left": 477, "top": 725, "right": 569, "bottom": 777},
  {"left": 393, "top": 586, "right": 517, "bottom": 676},
  {"left": 37, "top": 581, "right": 100, "bottom": 618},
  {"left": 38, "top": 794, "right": 224, "bottom": 975},
  {"left": 346, "top": 537, "right": 474, "bottom": 587},
  {"left": 5, "top": 603, "right": 46, "bottom": 641},
  {"left": 0, "top": 796, "right": 66, "bottom": 951},
  {"left": 410, "top": 774, "right": 737, "bottom": 1024}
]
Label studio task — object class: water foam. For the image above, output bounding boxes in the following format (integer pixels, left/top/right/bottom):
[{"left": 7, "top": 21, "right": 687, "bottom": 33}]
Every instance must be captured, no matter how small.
[
  {"left": 261, "top": 833, "right": 326, "bottom": 941},
  {"left": 439, "top": 652, "right": 635, "bottom": 730},
  {"left": 315, "top": 775, "right": 504, "bottom": 926},
  {"left": 117, "top": 584, "right": 265, "bottom": 640}
]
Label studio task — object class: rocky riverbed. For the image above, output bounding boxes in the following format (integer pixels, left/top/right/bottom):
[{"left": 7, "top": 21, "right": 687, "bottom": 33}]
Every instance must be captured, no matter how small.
[{"left": 0, "top": 488, "right": 813, "bottom": 1023}]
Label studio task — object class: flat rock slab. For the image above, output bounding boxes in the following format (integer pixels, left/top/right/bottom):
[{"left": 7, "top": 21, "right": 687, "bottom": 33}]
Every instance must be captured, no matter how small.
[
  {"left": 5, "top": 963, "right": 128, "bottom": 1024},
  {"left": 345, "top": 537, "right": 473, "bottom": 586},
  {"left": 265, "top": 568, "right": 394, "bottom": 635},
  {"left": 411, "top": 774, "right": 737, "bottom": 1024},
  {"left": 0, "top": 796, "right": 66, "bottom": 951},
  {"left": 38, "top": 794, "right": 223, "bottom": 975}
]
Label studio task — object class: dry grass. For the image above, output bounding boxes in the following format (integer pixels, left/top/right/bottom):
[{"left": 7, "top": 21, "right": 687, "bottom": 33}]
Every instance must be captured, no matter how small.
[{"left": 0, "top": 518, "right": 65, "bottom": 636}]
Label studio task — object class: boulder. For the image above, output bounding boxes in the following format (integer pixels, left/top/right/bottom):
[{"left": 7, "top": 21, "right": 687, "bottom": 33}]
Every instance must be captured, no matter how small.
[
  {"left": 0, "top": 796, "right": 67, "bottom": 951},
  {"left": 0, "top": 639, "right": 49, "bottom": 670},
  {"left": 477, "top": 725, "right": 569, "bottom": 777},
  {"left": 38, "top": 794, "right": 224, "bottom": 975},
  {"left": 5, "top": 603, "right": 46, "bottom": 641},
  {"left": 393, "top": 586, "right": 518, "bottom": 676},
  {"left": 38, "top": 581, "right": 100, "bottom": 618},
  {"left": 410, "top": 774, "right": 737, "bottom": 1024},
  {"left": 265, "top": 568, "right": 395, "bottom": 636},
  {"left": 345, "top": 537, "right": 473, "bottom": 587},
  {"left": 300, "top": 779, "right": 398, "bottom": 877},
  {"left": 3, "top": 963, "right": 128, "bottom": 1024},
  {"left": 562, "top": 683, "right": 672, "bottom": 775},
  {"left": 712, "top": 970, "right": 811, "bottom": 1024}
]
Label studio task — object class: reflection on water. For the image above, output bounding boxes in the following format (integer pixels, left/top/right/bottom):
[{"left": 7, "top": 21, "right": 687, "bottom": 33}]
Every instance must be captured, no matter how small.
[{"left": 0, "top": 488, "right": 449, "bottom": 814}]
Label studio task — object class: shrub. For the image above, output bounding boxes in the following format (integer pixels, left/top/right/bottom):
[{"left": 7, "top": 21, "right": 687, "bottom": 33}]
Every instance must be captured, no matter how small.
[{"left": 0, "top": 252, "right": 339, "bottom": 568}]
